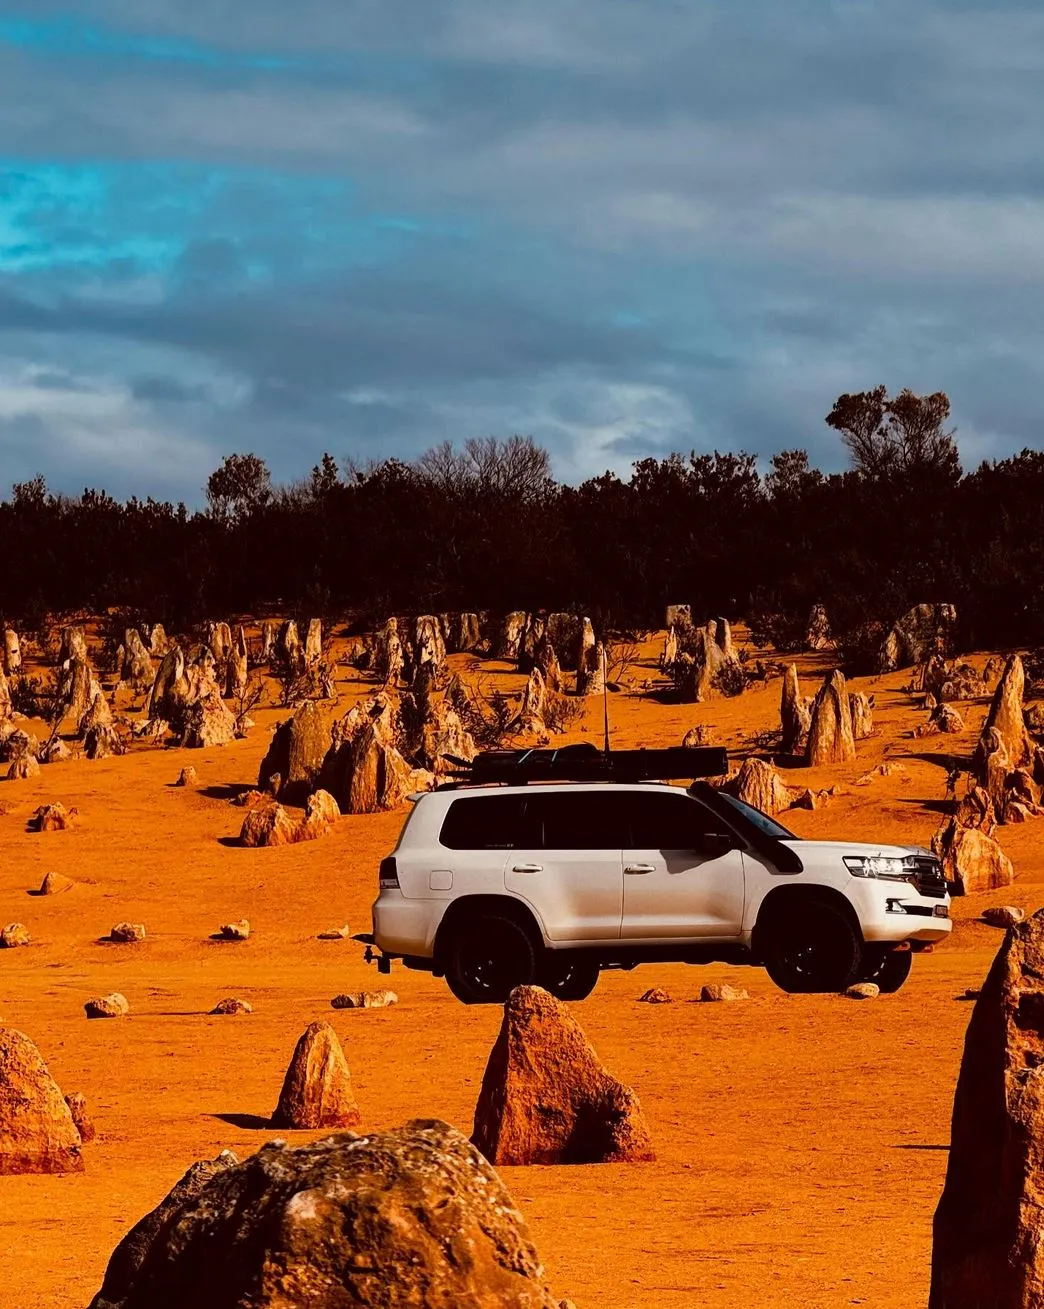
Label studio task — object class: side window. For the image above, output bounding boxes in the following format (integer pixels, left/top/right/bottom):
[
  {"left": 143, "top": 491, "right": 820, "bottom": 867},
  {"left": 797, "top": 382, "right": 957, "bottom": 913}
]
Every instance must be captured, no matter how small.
[
  {"left": 439, "top": 795, "right": 526, "bottom": 849},
  {"left": 623, "top": 792, "right": 718, "bottom": 849},
  {"left": 527, "top": 792, "right": 626, "bottom": 850}
]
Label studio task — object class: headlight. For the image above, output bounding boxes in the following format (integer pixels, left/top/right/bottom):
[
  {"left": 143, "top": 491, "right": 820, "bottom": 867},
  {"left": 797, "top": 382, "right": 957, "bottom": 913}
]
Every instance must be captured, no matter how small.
[{"left": 844, "top": 855, "right": 916, "bottom": 883}]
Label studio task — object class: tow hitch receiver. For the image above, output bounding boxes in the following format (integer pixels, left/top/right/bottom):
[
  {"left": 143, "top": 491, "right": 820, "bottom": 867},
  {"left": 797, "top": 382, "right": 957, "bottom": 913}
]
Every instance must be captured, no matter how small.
[{"left": 363, "top": 944, "right": 393, "bottom": 974}]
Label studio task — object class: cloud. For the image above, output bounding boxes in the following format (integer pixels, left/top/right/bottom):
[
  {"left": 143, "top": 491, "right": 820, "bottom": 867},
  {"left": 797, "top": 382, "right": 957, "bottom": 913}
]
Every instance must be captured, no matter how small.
[{"left": 1, "top": 0, "right": 1044, "bottom": 501}]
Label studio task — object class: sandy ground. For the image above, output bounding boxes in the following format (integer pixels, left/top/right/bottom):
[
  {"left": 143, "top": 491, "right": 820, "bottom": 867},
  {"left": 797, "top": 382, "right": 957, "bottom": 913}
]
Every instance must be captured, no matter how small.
[{"left": 0, "top": 632, "right": 1030, "bottom": 1308}]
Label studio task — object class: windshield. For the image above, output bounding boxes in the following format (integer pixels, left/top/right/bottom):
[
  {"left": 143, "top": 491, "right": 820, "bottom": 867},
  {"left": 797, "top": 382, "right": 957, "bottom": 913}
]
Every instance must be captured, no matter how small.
[{"left": 716, "top": 792, "right": 796, "bottom": 840}]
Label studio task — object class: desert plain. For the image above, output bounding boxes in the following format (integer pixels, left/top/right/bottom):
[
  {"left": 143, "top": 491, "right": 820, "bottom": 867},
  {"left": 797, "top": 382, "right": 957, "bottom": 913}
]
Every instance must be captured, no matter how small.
[{"left": 0, "top": 625, "right": 1028, "bottom": 1309}]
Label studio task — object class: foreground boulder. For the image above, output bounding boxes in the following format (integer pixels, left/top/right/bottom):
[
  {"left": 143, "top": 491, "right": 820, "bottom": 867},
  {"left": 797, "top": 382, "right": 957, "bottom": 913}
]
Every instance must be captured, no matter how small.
[
  {"left": 29, "top": 802, "right": 75, "bottom": 832},
  {"left": 932, "top": 789, "right": 1014, "bottom": 896},
  {"left": 87, "top": 1121, "right": 560, "bottom": 1309},
  {"left": 930, "top": 910, "right": 1044, "bottom": 1307},
  {"left": 472, "top": 985, "right": 655, "bottom": 1166},
  {"left": 0, "top": 1027, "right": 83, "bottom": 1174},
  {"left": 271, "top": 1021, "right": 362, "bottom": 1130}
]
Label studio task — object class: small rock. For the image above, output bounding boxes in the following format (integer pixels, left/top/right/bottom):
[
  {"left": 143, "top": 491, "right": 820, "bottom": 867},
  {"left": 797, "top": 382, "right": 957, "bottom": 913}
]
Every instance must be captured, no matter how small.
[
  {"left": 85, "top": 993, "right": 130, "bottom": 1019},
  {"left": 271, "top": 1021, "right": 362, "bottom": 1130},
  {"left": 0, "top": 923, "right": 30, "bottom": 949},
  {"left": 981, "top": 905, "right": 1025, "bottom": 929},
  {"left": 845, "top": 982, "right": 880, "bottom": 1000},
  {"left": 317, "top": 925, "right": 351, "bottom": 940},
  {"left": 210, "top": 997, "right": 252, "bottom": 1016},
  {"left": 28, "top": 803, "right": 76, "bottom": 832},
  {"left": 961, "top": 987, "right": 982, "bottom": 1000},
  {"left": 791, "top": 788, "right": 818, "bottom": 810},
  {"left": 175, "top": 767, "right": 197, "bottom": 787},
  {"left": 330, "top": 990, "right": 398, "bottom": 1009},
  {"left": 64, "top": 1092, "right": 96, "bottom": 1143},
  {"left": 229, "top": 789, "right": 265, "bottom": 808},
  {"left": 699, "top": 983, "right": 749, "bottom": 1002},
  {"left": 637, "top": 987, "right": 673, "bottom": 1004},
  {"left": 36, "top": 871, "right": 74, "bottom": 895},
  {"left": 6, "top": 754, "right": 40, "bottom": 781},
  {"left": 217, "top": 920, "right": 250, "bottom": 941},
  {"left": 109, "top": 922, "right": 146, "bottom": 944}
]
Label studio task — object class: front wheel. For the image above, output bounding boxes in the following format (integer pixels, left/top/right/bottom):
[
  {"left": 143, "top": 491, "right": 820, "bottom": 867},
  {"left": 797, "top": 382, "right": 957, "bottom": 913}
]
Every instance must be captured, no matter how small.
[
  {"left": 761, "top": 901, "right": 863, "bottom": 994},
  {"left": 444, "top": 914, "right": 537, "bottom": 1005},
  {"left": 538, "top": 953, "right": 600, "bottom": 1001},
  {"left": 859, "top": 947, "right": 913, "bottom": 993}
]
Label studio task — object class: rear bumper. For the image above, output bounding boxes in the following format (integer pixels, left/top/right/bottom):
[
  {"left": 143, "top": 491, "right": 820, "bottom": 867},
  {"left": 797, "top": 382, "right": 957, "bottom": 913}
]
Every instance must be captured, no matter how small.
[{"left": 371, "top": 892, "right": 438, "bottom": 959}]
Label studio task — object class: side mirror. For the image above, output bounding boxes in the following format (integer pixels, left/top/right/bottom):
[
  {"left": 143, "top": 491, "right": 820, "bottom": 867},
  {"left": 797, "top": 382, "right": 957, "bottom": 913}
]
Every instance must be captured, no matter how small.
[{"left": 697, "top": 832, "right": 736, "bottom": 858}]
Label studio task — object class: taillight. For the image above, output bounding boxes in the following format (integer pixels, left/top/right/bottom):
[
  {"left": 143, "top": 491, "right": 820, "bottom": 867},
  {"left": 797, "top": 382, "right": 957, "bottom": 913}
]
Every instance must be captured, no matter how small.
[{"left": 379, "top": 856, "right": 399, "bottom": 889}]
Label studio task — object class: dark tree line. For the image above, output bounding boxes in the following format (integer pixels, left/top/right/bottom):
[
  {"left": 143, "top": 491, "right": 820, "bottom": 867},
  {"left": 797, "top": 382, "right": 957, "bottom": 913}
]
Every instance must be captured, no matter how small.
[{"left": 2, "top": 389, "right": 1042, "bottom": 653}]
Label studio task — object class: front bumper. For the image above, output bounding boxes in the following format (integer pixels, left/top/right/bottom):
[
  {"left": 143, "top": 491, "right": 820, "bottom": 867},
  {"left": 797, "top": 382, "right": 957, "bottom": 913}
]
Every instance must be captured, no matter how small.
[{"left": 855, "top": 883, "right": 953, "bottom": 944}]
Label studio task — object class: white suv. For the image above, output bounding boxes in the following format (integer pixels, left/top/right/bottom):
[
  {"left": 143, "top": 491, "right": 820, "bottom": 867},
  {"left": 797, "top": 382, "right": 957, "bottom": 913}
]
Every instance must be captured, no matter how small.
[{"left": 370, "top": 778, "right": 951, "bottom": 1003}]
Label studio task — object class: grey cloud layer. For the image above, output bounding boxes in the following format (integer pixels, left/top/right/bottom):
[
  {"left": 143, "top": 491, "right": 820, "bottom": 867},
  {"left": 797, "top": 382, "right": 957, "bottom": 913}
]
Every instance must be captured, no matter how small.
[{"left": 1, "top": 0, "right": 1043, "bottom": 500}]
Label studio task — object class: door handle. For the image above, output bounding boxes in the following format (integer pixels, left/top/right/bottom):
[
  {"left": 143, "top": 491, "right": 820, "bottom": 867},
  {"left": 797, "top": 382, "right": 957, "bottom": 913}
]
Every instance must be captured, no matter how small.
[
  {"left": 512, "top": 863, "right": 543, "bottom": 873},
  {"left": 624, "top": 864, "right": 655, "bottom": 875}
]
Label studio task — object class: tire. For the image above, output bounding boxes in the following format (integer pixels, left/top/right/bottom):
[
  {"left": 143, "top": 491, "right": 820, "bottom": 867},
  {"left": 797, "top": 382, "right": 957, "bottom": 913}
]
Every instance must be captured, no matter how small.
[
  {"left": 859, "top": 947, "right": 913, "bottom": 994},
  {"left": 761, "top": 900, "right": 863, "bottom": 994},
  {"left": 444, "top": 913, "right": 538, "bottom": 1005},
  {"left": 538, "top": 953, "right": 600, "bottom": 1001}
]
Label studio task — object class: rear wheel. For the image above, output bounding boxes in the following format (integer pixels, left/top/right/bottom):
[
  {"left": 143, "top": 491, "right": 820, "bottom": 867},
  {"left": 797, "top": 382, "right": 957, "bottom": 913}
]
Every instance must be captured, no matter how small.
[
  {"left": 444, "top": 914, "right": 537, "bottom": 1005},
  {"left": 859, "top": 946, "right": 913, "bottom": 993},
  {"left": 538, "top": 953, "right": 600, "bottom": 1001},
  {"left": 761, "top": 901, "right": 863, "bottom": 994}
]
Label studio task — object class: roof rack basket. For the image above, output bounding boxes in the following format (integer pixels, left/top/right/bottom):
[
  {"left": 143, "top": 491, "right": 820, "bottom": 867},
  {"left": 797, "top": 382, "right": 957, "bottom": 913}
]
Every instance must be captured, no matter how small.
[{"left": 441, "top": 742, "right": 729, "bottom": 786}]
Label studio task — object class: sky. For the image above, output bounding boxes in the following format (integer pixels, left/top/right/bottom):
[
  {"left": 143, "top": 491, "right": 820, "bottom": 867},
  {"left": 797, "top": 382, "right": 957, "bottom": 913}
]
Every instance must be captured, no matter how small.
[{"left": 1, "top": 0, "right": 1043, "bottom": 504}]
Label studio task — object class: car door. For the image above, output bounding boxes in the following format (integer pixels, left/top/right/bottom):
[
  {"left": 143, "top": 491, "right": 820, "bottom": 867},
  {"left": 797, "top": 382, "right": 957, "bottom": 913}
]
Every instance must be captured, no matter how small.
[
  {"left": 435, "top": 792, "right": 527, "bottom": 896},
  {"left": 619, "top": 789, "right": 745, "bottom": 940},
  {"left": 504, "top": 790, "right": 625, "bottom": 943}
]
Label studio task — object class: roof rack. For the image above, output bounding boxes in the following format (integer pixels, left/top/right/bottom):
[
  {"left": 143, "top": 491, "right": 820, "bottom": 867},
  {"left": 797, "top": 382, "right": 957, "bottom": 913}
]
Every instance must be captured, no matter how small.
[{"left": 440, "top": 742, "right": 729, "bottom": 786}]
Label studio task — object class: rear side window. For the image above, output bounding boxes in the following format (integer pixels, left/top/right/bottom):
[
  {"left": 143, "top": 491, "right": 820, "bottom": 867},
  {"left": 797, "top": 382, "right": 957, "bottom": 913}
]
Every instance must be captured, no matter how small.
[
  {"left": 622, "top": 792, "right": 720, "bottom": 848},
  {"left": 526, "top": 792, "right": 626, "bottom": 849},
  {"left": 439, "top": 794, "right": 526, "bottom": 849}
]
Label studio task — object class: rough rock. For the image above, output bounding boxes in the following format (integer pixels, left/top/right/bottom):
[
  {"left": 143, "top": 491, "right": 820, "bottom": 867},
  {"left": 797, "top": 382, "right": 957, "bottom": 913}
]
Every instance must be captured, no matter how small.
[
  {"left": 320, "top": 694, "right": 431, "bottom": 815},
  {"left": 1, "top": 923, "right": 30, "bottom": 948},
  {"left": 258, "top": 699, "right": 330, "bottom": 802},
  {"left": 180, "top": 691, "right": 236, "bottom": 749},
  {"left": 330, "top": 991, "right": 398, "bottom": 1010},
  {"left": 514, "top": 666, "right": 548, "bottom": 736},
  {"left": 120, "top": 629, "right": 154, "bottom": 690},
  {"left": 38, "top": 736, "right": 72, "bottom": 763},
  {"left": 637, "top": 987, "right": 673, "bottom": 1004},
  {"left": 932, "top": 822, "right": 1014, "bottom": 896},
  {"left": 147, "top": 624, "right": 168, "bottom": 657},
  {"left": 929, "top": 910, "right": 1044, "bottom": 1307},
  {"left": 85, "top": 723, "right": 126, "bottom": 760},
  {"left": 919, "top": 702, "right": 965, "bottom": 736},
  {"left": 224, "top": 627, "right": 248, "bottom": 698},
  {"left": 239, "top": 792, "right": 337, "bottom": 848},
  {"left": 79, "top": 683, "right": 113, "bottom": 735},
  {"left": 496, "top": 610, "right": 528, "bottom": 662},
  {"left": 0, "top": 1027, "right": 83, "bottom": 1174},
  {"left": 418, "top": 693, "right": 476, "bottom": 778},
  {"left": 7, "top": 754, "right": 40, "bottom": 781},
  {"left": 666, "top": 603, "right": 692, "bottom": 631},
  {"left": 229, "top": 788, "right": 265, "bottom": 808},
  {"left": 681, "top": 725, "right": 707, "bottom": 747},
  {"left": 673, "top": 619, "right": 742, "bottom": 702},
  {"left": 0, "top": 667, "right": 10, "bottom": 721},
  {"left": 304, "top": 617, "right": 323, "bottom": 666},
  {"left": 805, "top": 603, "right": 833, "bottom": 651},
  {"left": 699, "top": 983, "right": 750, "bottom": 1002},
  {"left": 807, "top": 669, "right": 857, "bottom": 765},
  {"left": 86, "top": 1121, "right": 560, "bottom": 1309},
  {"left": 661, "top": 627, "right": 679, "bottom": 670},
  {"left": 2, "top": 627, "right": 21, "bottom": 676},
  {"left": 147, "top": 646, "right": 184, "bottom": 721},
  {"left": 109, "top": 923, "right": 146, "bottom": 944},
  {"left": 210, "top": 998, "right": 252, "bottom": 1016},
  {"left": 317, "top": 925, "right": 350, "bottom": 940},
  {"left": 85, "top": 994, "right": 130, "bottom": 1019},
  {"left": 175, "top": 767, "right": 197, "bottom": 787},
  {"left": 259, "top": 620, "right": 277, "bottom": 663},
  {"left": 373, "top": 617, "right": 404, "bottom": 685},
  {"left": 534, "top": 636, "right": 564, "bottom": 693},
  {"left": 471, "top": 985, "right": 655, "bottom": 1165},
  {"left": 64, "top": 1091, "right": 95, "bottom": 1143},
  {"left": 723, "top": 758, "right": 793, "bottom": 816},
  {"left": 29, "top": 802, "right": 75, "bottom": 832},
  {"left": 0, "top": 725, "right": 35, "bottom": 762},
  {"left": 981, "top": 905, "right": 1025, "bottom": 929},
  {"left": 849, "top": 691, "right": 874, "bottom": 740},
  {"left": 880, "top": 603, "right": 957, "bottom": 671},
  {"left": 975, "top": 654, "right": 1033, "bottom": 784},
  {"left": 576, "top": 641, "right": 607, "bottom": 697},
  {"left": 59, "top": 625, "right": 89, "bottom": 664},
  {"left": 60, "top": 656, "right": 93, "bottom": 727},
  {"left": 409, "top": 614, "right": 446, "bottom": 681},
  {"left": 845, "top": 983, "right": 880, "bottom": 1000},
  {"left": 216, "top": 920, "right": 249, "bottom": 941},
  {"left": 271, "top": 1021, "right": 362, "bottom": 1130},
  {"left": 780, "top": 663, "right": 812, "bottom": 755},
  {"left": 37, "top": 871, "right": 74, "bottom": 895}
]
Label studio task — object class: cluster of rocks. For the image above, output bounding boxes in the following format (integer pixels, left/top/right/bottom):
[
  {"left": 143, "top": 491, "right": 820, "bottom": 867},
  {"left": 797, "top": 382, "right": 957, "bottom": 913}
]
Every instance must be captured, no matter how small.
[
  {"left": 931, "top": 786, "right": 1013, "bottom": 895},
  {"left": 372, "top": 612, "right": 483, "bottom": 687},
  {"left": 880, "top": 602, "right": 957, "bottom": 672},
  {"left": 663, "top": 616, "right": 743, "bottom": 703},
  {"left": 780, "top": 665, "right": 872, "bottom": 763},
  {"left": 970, "top": 654, "right": 1044, "bottom": 825}
]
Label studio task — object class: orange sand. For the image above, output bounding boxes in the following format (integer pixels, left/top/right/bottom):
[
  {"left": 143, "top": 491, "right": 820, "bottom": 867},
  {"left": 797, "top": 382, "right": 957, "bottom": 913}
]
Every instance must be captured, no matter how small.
[{"left": 0, "top": 634, "right": 1026, "bottom": 1308}]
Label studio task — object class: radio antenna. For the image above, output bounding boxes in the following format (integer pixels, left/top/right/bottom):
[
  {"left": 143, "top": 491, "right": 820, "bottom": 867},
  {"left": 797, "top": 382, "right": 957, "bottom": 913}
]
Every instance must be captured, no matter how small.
[{"left": 602, "top": 643, "right": 611, "bottom": 756}]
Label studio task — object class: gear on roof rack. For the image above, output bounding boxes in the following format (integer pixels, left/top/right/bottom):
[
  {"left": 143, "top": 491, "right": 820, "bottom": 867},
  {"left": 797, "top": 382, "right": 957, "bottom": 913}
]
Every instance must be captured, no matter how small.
[{"left": 440, "top": 742, "right": 729, "bottom": 785}]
